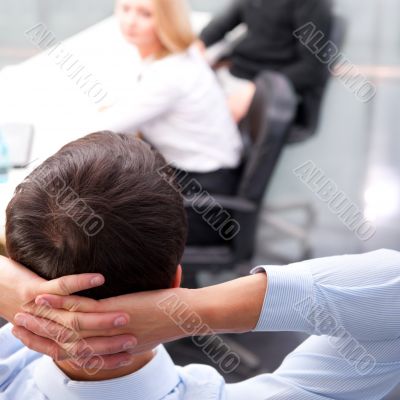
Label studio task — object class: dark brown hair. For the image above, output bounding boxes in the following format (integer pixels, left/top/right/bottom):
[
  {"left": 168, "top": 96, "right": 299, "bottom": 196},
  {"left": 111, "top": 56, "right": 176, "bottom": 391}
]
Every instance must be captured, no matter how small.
[{"left": 6, "top": 132, "right": 187, "bottom": 299}]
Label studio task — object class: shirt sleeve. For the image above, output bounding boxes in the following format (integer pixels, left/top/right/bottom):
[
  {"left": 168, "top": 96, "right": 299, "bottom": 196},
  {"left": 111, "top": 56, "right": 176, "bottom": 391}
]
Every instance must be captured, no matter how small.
[
  {"left": 228, "top": 335, "right": 400, "bottom": 400},
  {"left": 274, "top": 335, "right": 400, "bottom": 399},
  {"left": 200, "top": 0, "right": 244, "bottom": 47},
  {"left": 0, "top": 323, "right": 41, "bottom": 390},
  {"left": 90, "top": 64, "right": 183, "bottom": 134},
  {"left": 280, "top": 0, "right": 333, "bottom": 92},
  {"left": 252, "top": 249, "right": 400, "bottom": 341}
]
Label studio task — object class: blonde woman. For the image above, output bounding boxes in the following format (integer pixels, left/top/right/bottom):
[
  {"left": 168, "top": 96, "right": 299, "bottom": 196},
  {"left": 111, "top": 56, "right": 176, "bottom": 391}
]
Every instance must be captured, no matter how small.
[{"left": 98, "top": 0, "right": 243, "bottom": 245}]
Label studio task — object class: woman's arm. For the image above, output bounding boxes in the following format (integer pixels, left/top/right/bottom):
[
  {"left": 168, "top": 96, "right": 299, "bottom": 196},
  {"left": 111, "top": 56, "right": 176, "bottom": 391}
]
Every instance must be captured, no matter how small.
[{"left": 91, "top": 64, "right": 182, "bottom": 135}]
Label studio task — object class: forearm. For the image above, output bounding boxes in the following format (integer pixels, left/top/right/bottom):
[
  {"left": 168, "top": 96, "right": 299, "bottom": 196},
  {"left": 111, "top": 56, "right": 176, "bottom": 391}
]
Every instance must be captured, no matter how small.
[
  {"left": 13, "top": 272, "right": 268, "bottom": 361},
  {"left": 188, "top": 273, "right": 267, "bottom": 334},
  {"left": 192, "top": 250, "right": 400, "bottom": 340},
  {"left": 200, "top": 0, "right": 243, "bottom": 47},
  {"left": 285, "top": 0, "right": 332, "bottom": 91}
]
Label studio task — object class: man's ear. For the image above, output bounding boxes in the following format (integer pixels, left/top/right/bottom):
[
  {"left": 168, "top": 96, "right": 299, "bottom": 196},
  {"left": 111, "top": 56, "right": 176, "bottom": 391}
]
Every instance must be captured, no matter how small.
[{"left": 171, "top": 264, "right": 182, "bottom": 288}]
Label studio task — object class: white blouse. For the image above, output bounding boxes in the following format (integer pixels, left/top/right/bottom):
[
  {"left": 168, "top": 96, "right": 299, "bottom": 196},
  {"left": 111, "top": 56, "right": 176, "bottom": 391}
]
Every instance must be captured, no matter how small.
[{"left": 95, "top": 47, "right": 243, "bottom": 173}]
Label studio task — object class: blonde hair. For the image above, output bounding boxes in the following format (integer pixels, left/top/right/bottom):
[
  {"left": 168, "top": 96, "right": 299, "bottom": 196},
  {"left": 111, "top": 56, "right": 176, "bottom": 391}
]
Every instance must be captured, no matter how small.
[{"left": 152, "top": 0, "right": 196, "bottom": 56}]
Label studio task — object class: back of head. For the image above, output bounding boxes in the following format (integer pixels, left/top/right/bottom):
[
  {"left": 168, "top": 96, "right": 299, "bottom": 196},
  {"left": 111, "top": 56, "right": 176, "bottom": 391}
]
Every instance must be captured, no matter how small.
[{"left": 6, "top": 132, "right": 187, "bottom": 299}]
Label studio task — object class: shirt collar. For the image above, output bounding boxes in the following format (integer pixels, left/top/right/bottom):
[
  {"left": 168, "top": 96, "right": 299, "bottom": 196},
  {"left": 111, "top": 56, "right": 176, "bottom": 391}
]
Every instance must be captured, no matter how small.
[{"left": 33, "top": 345, "right": 181, "bottom": 400}]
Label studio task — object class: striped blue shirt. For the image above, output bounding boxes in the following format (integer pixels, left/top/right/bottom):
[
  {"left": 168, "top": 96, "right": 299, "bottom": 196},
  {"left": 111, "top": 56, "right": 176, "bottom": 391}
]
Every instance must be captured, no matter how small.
[{"left": 1, "top": 249, "right": 399, "bottom": 399}]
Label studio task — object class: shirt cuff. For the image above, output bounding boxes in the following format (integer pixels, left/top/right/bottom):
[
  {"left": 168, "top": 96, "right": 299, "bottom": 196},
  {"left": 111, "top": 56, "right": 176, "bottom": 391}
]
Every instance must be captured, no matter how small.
[{"left": 250, "top": 265, "right": 315, "bottom": 333}]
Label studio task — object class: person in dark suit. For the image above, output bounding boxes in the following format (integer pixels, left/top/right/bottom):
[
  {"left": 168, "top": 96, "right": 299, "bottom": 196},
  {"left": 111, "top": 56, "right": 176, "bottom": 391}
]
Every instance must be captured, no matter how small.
[{"left": 199, "top": 0, "right": 333, "bottom": 122}]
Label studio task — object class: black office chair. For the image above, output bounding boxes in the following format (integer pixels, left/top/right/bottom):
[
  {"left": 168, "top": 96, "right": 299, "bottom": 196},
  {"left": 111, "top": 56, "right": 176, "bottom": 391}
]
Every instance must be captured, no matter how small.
[
  {"left": 182, "top": 71, "right": 298, "bottom": 285},
  {"left": 184, "top": 14, "right": 347, "bottom": 276}
]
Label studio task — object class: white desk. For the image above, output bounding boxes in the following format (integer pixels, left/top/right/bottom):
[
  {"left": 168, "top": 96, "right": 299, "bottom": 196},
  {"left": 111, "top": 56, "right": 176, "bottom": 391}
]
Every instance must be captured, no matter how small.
[{"left": 0, "top": 13, "right": 211, "bottom": 243}]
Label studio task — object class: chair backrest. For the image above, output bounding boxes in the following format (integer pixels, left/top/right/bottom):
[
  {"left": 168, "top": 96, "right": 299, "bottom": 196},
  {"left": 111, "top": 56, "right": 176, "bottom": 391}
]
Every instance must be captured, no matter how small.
[
  {"left": 288, "top": 14, "right": 347, "bottom": 143},
  {"left": 229, "top": 72, "right": 297, "bottom": 262},
  {"left": 237, "top": 72, "right": 297, "bottom": 204}
]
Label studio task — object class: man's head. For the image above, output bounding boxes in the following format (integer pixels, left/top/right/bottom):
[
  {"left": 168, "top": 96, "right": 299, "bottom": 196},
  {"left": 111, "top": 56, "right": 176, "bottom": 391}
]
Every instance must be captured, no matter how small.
[{"left": 6, "top": 132, "right": 187, "bottom": 300}]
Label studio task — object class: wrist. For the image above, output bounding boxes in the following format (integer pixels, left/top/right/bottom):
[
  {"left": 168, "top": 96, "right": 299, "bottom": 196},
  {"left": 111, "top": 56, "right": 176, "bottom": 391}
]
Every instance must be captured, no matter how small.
[{"left": 0, "top": 256, "right": 41, "bottom": 323}]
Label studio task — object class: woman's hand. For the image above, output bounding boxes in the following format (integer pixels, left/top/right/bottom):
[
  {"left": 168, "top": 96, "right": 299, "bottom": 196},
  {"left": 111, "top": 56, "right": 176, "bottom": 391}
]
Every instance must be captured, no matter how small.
[
  {"left": 228, "top": 82, "right": 256, "bottom": 123},
  {"left": 13, "top": 274, "right": 267, "bottom": 369},
  {"left": 193, "top": 40, "right": 207, "bottom": 57}
]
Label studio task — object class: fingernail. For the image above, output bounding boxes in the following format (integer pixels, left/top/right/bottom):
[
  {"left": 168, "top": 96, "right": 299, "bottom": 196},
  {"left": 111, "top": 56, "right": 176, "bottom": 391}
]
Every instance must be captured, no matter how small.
[
  {"left": 122, "top": 341, "right": 136, "bottom": 351},
  {"left": 15, "top": 314, "right": 27, "bottom": 328},
  {"left": 91, "top": 276, "right": 104, "bottom": 286},
  {"left": 114, "top": 316, "right": 128, "bottom": 327},
  {"left": 118, "top": 360, "right": 132, "bottom": 367}
]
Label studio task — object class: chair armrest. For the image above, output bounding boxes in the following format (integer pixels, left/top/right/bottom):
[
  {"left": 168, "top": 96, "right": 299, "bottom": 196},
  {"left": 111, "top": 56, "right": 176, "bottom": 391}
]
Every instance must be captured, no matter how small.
[{"left": 184, "top": 195, "right": 257, "bottom": 213}]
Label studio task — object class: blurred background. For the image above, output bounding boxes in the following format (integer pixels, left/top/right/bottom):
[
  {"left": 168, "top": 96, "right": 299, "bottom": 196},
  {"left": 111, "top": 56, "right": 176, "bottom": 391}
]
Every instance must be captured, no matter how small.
[
  {"left": 0, "top": 0, "right": 399, "bottom": 398},
  {"left": 1, "top": 0, "right": 399, "bottom": 258}
]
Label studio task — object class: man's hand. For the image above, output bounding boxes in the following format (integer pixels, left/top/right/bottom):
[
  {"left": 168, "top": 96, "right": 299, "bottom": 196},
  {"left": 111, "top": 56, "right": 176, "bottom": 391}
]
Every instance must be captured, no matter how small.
[
  {"left": 13, "top": 274, "right": 267, "bottom": 369},
  {"left": 0, "top": 256, "right": 137, "bottom": 369},
  {"left": 0, "top": 256, "right": 110, "bottom": 322},
  {"left": 13, "top": 288, "right": 194, "bottom": 362}
]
